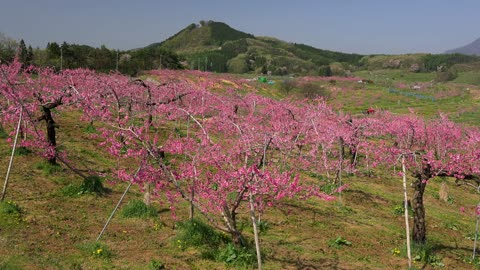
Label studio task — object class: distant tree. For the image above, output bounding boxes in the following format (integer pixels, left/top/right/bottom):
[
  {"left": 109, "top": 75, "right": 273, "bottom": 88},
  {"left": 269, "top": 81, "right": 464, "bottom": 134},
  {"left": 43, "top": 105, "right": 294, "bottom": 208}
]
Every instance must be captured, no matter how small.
[
  {"left": 261, "top": 65, "right": 268, "bottom": 75},
  {"left": 32, "top": 47, "right": 48, "bottom": 67},
  {"left": 318, "top": 65, "right": 332, "bottom": 77},
  {"left": 422, "top": 53, "right": 479, "bottom": 72},
  {"left": 46, "top": 42, "right": 61, "bottom": 58},
  {"left": 300, "top": 82, "right": 331, "bottom": 99},
  {"left": 280, "top": 79, "right": 296, "bottom": 94},
  {"left": 0, "top": 33, "right": 18, "bottom": 62},
  {"left": 93, "top": 45, "right": 115, "bottom": 71},
  {"left": 19, "top": 39, "right": 28, "bottom": 64},
  {"left": 435, "top": 70, "right": 457, "bottom": 82},
  {"left": 26, "top": 45, "right": 34, "bottom": 66},
  {"left": 227, "top": 56, "right": 249, "bottom": 73},
  {"left": 60, "top": 42, "right": 71, "bottom": 69}
]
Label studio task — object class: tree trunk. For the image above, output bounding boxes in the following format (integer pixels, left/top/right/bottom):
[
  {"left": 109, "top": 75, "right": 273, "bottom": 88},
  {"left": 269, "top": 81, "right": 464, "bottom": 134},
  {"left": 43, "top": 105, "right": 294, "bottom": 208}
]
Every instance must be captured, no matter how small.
[
  {"left": 43, "top": 107, "right": 57, "bottom": 165},
  {"left": 222, "top": 206, "right": 245, "bottom": 246},
  {"left": 143, "top": 182, "right": 151, "bottom": 206},
  {"left": 349, "top": 146, "right": 357, "bottom": 168},
  {"left": 412, "top": 176, "right": 427, "bottom": 244},
  {"left": 189, "top": 187, "right": 194, "bottom": 220}
]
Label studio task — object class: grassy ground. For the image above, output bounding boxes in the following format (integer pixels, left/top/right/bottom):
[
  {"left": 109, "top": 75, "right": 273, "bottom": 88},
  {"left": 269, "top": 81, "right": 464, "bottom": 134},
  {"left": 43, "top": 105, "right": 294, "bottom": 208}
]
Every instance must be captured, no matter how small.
[
  {"left": 2, "top": 71, "right": 480, "bottom": 269},
  {"left": 1, "top": 141, "right": 479, "bottom": 269}
]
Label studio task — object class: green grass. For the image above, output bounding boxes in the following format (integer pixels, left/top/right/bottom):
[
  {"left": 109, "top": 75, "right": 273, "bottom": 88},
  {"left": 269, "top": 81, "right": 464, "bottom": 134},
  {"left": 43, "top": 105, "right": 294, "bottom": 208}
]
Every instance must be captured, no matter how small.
[
  {"left": 15, "top": 146, "right": 32, "bottom": 156},
  {"left": 59, "top": 176, "right": 106, "bottom": 196},
  {"left": 35, "top": 161, "right": 63, "bottom": 175},
  {"left": 453, "top": 71, "right": 480, "bottom": 85},
  {"left": 328, "top": 236, "right": 353, "bottom": 248},
  {"left": 148, "top": 259, "right": 166, "bottom": 270},
  {"left": 355, "top": 69, "right": 436, "bottom": 83},
  {"left": 173, "top": 218, "right": 258, "bottom": 268},
  {"left": 0, "top": 200, "right": 22, "bottom": 228},
  {"left": 397, "top": 240, "right": 445, "bottom": 268},
  {"left": 0, "top": 126, "right": 8, "bottom": 139},
  {"left": 120, "top": 199, "right": 158, "bottom": 218},
  {"left": 215, "top": 242, "right": 256, "bottom": 268},
  {"left": 0, "top": 200, "right": 21, "bottom": 215},
  {"left": 79, "top": 241, "right": 113, "bottom": 260},
  {"left": 0, "top": 256, "right": 25, "bottom": 270},
  {"left": 84, "top": 123, "right": 98, "bottom": 134}
]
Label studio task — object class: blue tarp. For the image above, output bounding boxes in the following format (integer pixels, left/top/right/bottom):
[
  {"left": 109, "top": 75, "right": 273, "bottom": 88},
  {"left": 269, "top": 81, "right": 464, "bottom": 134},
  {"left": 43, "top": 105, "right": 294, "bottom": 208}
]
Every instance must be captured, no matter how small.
[{"left": 387, "top": 88, "right": 435, "bottom": 102}]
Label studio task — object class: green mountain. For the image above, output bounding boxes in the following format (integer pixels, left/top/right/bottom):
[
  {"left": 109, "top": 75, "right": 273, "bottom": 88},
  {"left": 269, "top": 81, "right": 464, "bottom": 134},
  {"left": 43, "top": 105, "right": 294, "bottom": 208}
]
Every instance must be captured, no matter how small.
[
  {"left": 147, "top": 21, "right": 254, "bottom": 53},
  {"left": 146, "top": 21, "right": 363, "bottom": 75}
]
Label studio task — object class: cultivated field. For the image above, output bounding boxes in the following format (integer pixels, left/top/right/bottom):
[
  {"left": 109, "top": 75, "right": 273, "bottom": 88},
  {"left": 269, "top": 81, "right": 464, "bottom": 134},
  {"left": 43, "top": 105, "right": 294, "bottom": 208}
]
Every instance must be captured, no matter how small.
[{"left": 1, "top": 64, "right": 480, "bottom": 269}]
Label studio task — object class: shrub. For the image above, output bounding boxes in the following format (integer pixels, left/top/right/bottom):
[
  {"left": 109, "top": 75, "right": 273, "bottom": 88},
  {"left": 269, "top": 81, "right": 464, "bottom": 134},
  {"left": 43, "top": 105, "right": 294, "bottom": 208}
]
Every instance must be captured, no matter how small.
[
  {"left": 392, "top": 202, "right": 412, "bottom": 217},
  {"left": 15, "top": 146, "right": 32, "bottom": 156},
  {"left": 403, "top": 241, "right": 444, "bottom": 267},
  {"left": 80, "top": 176, "right": 105, "bottom": 194},
  {"left": 60, "top": 184, "right": 84, "bottom": 197},
  {"left": 35, "top": 161, "right": 63, "bottom": 175},
  {"left": 0, "top": 126, "right": 7, "bottom": 139},
  {"left": 120, "top": 199, "right": 157, "bottom": 218},
  {"left": 174, "top": 219, "right": 258, "bottom": 268},
  {"left": 280, "top": 79, "right": 297, "bottom": 94},
  {"left": 227, "top": 55, "right": 249, "bottom": 73},
  {"left": 393, "top": 243, "right": 444, "bottom": 267},
  {"left": 84, "top": 123, "right": 97, "bottom": 134},
  {"left": 0, "top": 200, "right": 21, "bottom": 215},
  {"left": 60, "top": 176, "right": 106, "bottom": 196},
  {"left": 81, "top": 241, "right": 112, "bottom": 259},
  {"left": 328, "top": 236, "right": 352, "bottom": 248},
  {"left": 149, "top": 259, "right": 165, "bottom": 270},
  {"left": 174, "top": 219, "right": 224, "bottom": 249},
  {"left": 435, "top": 70, "right": 457, "bottom": 82},
  {"left": 257, "top": 220, "right": 269, "bottom": 234},
  {"left": 321, "top": 183, "right": 338, "bottom": 194},
  {"left": 318, "top": 65, "right": 332, "bottom": 77},
  {"left": 299, "top": 82, "right": 331, "bottom": 99},
  {"left": 216, "top": 243, "right": 256, "bottom": 268}
]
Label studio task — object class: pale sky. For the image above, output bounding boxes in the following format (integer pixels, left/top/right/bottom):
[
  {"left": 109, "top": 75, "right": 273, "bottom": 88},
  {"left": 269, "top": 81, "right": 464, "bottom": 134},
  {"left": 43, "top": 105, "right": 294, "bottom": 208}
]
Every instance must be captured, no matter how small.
[{"left": 1, "top": 0, "right": 479, "bottom": 54}]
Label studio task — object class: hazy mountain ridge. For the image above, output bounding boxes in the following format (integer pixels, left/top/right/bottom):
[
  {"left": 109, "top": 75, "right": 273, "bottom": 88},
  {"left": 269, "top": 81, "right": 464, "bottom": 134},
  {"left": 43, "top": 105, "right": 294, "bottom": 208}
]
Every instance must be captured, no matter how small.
[{"left": 446, "top": 37, "right": 480, "bottom": 55}]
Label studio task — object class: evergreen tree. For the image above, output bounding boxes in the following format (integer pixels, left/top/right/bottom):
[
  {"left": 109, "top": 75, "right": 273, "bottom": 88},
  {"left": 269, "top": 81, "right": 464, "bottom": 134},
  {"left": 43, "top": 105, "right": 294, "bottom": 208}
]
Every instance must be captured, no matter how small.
[
  {"left": 26, "top": 45, "right": 34, "bottom": 65},
  {"left": 19, "top": 39, "right": 28, "bottom": 64},
  {"left": 47, "top": 42, "right": 61, "bottom": 58},
  {"left": 0, "top": 32, "right": 18, "bottom": 62},
  {"left": 318, "top": 65, "right": 332, "bottom": 77}
]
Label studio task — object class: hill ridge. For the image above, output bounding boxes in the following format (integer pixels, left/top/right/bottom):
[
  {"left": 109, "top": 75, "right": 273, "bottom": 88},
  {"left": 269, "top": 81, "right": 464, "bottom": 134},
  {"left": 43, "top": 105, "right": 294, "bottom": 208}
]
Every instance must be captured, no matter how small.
[
  {"left": 144, "top": 20, "right": 363, "bottom": 75},
  {"left": 446, "top": 37, "right": 480, "bottom": 55}
]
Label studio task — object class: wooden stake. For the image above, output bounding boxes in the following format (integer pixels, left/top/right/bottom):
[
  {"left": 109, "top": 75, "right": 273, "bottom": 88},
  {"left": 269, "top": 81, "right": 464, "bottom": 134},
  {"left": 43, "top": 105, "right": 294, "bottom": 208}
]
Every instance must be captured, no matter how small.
[
  {"left": 96, "top": 181, "right": 132, "bottom": 241},
  {"left": 249, "top": 191, "right": 262, "bottom": 270},
  {"left": 402, "top": 155, "right": 412, "bottom": 269},
  {"left": 1, "top": 108, "right": 23, "bottom": 201},
  {"left": 473, "top": 203, "right": 480, "bottom": 260},
  {"left": 96, "top": 166, "right": 142, "bottom": 242}
]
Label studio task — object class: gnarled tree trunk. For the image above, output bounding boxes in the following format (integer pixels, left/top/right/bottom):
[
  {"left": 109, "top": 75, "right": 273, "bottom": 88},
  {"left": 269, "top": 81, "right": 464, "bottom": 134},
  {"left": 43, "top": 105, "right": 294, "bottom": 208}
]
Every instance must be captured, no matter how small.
[
  {"left": 35, "top": 93, "right": 63, "bottom": 165},
  {"left": 222, "top": 206, "right": 245, "bottom": 246},
  {"left": 412, "top": 165, "right": 431, "bottom": 244},
  {"left": 43, "top": 107, "right": 57, "bottom": 164},
  {"left": 412, "top": 177, "right": 427, "bottom": 243}
]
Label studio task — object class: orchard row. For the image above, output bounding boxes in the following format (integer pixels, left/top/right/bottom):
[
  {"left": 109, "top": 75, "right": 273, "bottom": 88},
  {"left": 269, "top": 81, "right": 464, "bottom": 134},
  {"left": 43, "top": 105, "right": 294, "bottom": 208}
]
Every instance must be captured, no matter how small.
[{"left": 1, "top": 59, "right": 479, "bottom": 246}]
